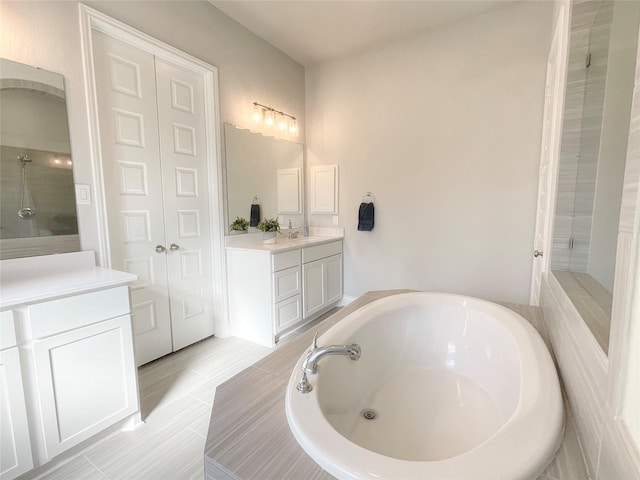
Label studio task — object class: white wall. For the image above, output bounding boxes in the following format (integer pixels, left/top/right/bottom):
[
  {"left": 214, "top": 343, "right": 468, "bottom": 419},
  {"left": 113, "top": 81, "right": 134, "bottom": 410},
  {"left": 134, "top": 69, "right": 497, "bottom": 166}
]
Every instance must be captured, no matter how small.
[
  {"left": 0, "top": 0, "right": 305, "bottom": 261},
  {"left": 305, "top": 2, "right": 553, "bottom": 304}
]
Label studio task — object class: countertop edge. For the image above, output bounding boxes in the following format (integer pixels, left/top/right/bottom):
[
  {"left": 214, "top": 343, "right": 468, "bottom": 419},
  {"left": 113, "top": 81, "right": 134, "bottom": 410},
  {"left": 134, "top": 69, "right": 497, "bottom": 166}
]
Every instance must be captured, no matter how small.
[
  {"left": 0, "top": 267, "right": 137, "bottom": 309},
  {"left": 225, "top": 235, "right": 344, "bottom": 254}
]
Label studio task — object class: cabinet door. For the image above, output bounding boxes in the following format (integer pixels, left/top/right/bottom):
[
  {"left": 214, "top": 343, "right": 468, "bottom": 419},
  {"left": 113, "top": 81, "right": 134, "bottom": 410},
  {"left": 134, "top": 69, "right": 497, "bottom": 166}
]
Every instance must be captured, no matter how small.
[
  {"left": 273, "top": 266, "right": 301, "bottom": 303},
  {"left": 325, "top": 254, "right": 343, "bottom": 306},
  {"left": 0, "top": 348, "right": 33, "bottom": 479},
  {"left": 273, "top": 295, "right": 302, "bottom": 334},
  {"left": 31, "top": 316, "right": 138, "bottom": 460},
  {"left": 303, "top": 259, "right": 325, "bottom": 319}
]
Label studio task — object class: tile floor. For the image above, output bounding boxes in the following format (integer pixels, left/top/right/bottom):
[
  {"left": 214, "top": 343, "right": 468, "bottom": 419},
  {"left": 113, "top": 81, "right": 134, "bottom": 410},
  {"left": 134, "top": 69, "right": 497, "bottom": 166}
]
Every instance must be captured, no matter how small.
[
  {"left": 28, "top": 303, "right": 588, "bottom": 480},
  {"left": 30, "top": 310, "right": 338, "bottom": 480},
  {"left": 31, "top": 335, "right": 274, "bottom": 480}
]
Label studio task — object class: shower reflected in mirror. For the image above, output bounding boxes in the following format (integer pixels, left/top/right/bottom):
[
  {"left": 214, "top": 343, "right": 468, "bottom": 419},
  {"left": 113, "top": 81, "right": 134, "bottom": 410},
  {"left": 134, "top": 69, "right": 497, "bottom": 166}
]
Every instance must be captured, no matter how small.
[
  {"left": 0, "top": 58, "right": 80, "bottom": 259},
  {"left": 17, "top": 155, "right": 36, "bottom": 220}
]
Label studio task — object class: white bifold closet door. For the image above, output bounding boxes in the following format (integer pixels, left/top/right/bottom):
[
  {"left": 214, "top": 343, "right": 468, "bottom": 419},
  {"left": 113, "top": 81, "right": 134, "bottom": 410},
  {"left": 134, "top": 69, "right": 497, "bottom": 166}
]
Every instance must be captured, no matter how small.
[{"left": 92, "top": 32, "right": 214, "bottom": 365}]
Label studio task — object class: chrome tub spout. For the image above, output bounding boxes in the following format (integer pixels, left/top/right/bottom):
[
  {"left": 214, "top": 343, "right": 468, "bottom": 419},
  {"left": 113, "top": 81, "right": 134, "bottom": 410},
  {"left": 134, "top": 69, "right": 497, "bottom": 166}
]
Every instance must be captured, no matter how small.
[{"left": 297, "top": 333, "right": 361, "bottom": 393}]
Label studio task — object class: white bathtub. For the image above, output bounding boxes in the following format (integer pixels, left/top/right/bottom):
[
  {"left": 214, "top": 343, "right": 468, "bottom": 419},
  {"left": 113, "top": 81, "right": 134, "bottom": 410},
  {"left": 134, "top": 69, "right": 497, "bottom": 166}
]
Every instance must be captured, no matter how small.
[{"left": 285, "top": 292, "right": 563, "bottom": 480}]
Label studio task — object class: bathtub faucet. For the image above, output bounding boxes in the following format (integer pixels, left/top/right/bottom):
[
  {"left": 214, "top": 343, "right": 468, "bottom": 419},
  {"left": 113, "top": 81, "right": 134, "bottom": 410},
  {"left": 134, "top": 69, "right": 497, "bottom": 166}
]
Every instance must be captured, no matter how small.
[{"left": 297, "top": 333, "right": 361, "bottom": 393}]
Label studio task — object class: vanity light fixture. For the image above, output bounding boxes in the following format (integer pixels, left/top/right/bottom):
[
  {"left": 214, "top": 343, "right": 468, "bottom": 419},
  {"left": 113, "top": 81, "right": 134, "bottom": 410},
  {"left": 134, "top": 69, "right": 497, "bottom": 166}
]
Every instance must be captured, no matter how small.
[{"left": 252, "top": 101, "right": 298, "bottom": 137}]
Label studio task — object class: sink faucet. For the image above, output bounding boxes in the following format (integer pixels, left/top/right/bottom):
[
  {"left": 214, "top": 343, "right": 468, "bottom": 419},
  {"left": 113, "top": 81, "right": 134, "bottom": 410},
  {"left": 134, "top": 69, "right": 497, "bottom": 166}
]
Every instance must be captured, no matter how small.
[
  {"left": 297, "top": 333, "right": 361, "bottom": 393},
  {"left": 284, "top": 219, "right": 300, "bottom": 239}
]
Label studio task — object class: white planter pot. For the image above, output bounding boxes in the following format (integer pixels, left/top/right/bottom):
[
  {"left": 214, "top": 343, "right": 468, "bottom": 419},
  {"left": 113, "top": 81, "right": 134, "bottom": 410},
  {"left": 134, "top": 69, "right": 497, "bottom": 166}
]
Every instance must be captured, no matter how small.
[{"left": 262, "top": 232, "right": 276, "bottom": 244}]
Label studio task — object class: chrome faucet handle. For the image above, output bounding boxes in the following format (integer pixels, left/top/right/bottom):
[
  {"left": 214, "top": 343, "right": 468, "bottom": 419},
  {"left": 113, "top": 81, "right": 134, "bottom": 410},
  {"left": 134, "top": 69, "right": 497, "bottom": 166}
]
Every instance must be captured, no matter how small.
[
  {"left": 297, "top": 372, "right": 313, "bottom": 393},
  {"left": 311, "top": 332, "right": 318, "bottom": 350}
]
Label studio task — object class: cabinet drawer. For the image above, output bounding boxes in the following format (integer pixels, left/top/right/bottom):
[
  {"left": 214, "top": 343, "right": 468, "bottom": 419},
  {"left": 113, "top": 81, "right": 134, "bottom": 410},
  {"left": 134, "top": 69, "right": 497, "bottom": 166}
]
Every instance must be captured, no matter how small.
[
  {"left": 0, "top": 310, "right": 16, "bottom": 350},
  {"left": 272, "top": 249, "right": 301, "bottom": 272},
  {"left": 273, "top": 266, "right": 301, "bottom": 303},
  {"left": 274, "top": 295, "right": 302, "bottom": 333},
  {"left": 28, "top": 286, "right": 131, "bottom": 339},
  {"left": 302, "top": 241, "right": 342, "bottom": 264}
]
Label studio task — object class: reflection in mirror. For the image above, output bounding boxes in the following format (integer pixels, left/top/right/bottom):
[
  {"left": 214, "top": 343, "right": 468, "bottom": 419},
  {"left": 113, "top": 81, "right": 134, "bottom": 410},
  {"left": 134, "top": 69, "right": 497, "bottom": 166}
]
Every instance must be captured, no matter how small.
[
  {"left": 224, "top": 123, "right": 303, "bottom": 233},
  {"left": 0, "top": 58, "right": 80, "bottom": 259},
  {"left": 551, "top": 0, "right": 640, "bottom": 354}
]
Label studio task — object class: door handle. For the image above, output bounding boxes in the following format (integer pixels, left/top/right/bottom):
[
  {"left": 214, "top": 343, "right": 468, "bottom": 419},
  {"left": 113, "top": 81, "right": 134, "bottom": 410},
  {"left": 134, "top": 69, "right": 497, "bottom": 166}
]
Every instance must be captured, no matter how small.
[
  {"left": 155, "top": 245, "right": 167, "bottom": 253},
  {"left": 534, "top": 250, "right": 544, "bottom": 258},
  {"left": 170, "top": 243, "right": 180, "bottom": 251}
]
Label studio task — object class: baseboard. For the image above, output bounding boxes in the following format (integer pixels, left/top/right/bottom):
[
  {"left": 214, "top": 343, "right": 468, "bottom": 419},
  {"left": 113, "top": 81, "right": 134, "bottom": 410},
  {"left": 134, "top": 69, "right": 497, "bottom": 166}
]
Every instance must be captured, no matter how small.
[{"left": 339, "top": 295, "right": 357, "bottom": 306}]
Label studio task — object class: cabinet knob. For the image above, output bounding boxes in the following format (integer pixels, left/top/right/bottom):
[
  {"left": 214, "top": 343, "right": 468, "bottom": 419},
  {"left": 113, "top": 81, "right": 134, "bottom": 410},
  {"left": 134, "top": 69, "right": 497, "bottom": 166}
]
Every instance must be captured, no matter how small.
[
  {"left": 533, "top": 250, "right": 544, "bottom": 258},
  {"left": 155, "top": 245, "right": 166, "bottom": 253},
  {"left": 170, "top": 243, "right": 180, "bottom": 251}
]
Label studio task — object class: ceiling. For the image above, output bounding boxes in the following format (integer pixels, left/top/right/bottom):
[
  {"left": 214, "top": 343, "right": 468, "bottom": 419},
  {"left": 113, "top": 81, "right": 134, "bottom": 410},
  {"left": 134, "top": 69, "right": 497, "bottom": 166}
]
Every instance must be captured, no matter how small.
[{"left": 209, "top": 0, "right": 514, "bottom": 66}]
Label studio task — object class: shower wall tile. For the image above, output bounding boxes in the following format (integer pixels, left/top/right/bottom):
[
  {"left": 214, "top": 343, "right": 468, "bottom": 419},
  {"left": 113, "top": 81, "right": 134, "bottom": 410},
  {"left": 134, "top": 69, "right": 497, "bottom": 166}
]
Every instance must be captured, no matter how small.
[
  {"left": 552, "top": 0, "right": 613, "bottom": 263},
  {"left": 620, "top": 44, "right": 640, "bottom": 233},
  {"left": 543, "top": 4, "right": 640, "bottom": 479},
  {"left": 541, "top": 272, "right": 608, "bottom": 476}
]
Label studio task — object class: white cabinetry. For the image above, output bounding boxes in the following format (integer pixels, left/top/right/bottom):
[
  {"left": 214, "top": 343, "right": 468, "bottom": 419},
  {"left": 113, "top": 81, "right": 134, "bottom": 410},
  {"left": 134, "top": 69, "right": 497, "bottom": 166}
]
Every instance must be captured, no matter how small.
[
  {"left": 226, "top": 239, "right": 343, "bottom": 347},
  {"left": 302, "top": 242, "right": 343, "bottom": 319},
  {"left": 0, "top": 311, "right": 32, "bottom": 480},
  {"left": 0, "top": 252, "right": 138, "bottom": 477},
  {"left": 23, "top": 287, "right": 138, "bottom": 461}
]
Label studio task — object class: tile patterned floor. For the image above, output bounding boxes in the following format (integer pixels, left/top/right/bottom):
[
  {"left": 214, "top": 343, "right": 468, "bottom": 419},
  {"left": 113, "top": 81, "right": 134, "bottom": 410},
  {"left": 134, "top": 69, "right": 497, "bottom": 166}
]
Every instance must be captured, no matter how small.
[
  {"left": 29, "top": 302, "right": 588, "bottom": 480},
  {"left": 31, "top": 335, "right": 275, "bottom": 480}
]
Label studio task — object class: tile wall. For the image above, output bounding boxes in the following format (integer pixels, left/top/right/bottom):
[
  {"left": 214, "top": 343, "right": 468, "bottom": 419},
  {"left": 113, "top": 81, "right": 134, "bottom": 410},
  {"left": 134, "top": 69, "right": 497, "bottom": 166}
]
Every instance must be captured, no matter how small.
[
  {"left": 552, "top": 0, "right": 612, "bottom": 272},
  {"left": 540, "top": 1, "right": 640, "bottom": 475}
]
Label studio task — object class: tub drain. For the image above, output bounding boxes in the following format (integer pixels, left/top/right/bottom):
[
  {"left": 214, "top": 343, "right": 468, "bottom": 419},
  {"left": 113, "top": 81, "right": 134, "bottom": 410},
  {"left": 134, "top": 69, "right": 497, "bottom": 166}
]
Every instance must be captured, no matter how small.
[{"left": 361, "top": 409, "right": 377, "bottom": 420}]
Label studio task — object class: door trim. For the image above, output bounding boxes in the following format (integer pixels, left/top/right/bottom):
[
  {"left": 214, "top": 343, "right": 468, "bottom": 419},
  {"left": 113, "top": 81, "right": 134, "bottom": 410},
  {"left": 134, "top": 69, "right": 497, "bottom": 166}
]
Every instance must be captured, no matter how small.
[
  {"left": 529, "top": 3, "right": 570, "bottom": 305},
  {"left": 79, "top": 4, "right": 229, "bottom": 337}
]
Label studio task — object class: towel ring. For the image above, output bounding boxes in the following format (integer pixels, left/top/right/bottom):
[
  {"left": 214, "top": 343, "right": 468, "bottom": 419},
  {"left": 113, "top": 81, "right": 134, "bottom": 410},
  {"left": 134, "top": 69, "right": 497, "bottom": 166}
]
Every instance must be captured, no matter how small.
[{"left": 362, "top": 192, "right": 374, "bottom": 204}]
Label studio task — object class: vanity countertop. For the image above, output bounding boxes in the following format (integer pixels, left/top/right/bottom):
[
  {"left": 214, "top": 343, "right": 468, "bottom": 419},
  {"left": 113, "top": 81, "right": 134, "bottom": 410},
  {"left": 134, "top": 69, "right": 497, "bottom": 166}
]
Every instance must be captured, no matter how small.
[
  {"left": 225, "top": 228, "right": 344, "bottom": 254},
  {"left": 0, "top": 251, "right": 137, "bottom": 309}
]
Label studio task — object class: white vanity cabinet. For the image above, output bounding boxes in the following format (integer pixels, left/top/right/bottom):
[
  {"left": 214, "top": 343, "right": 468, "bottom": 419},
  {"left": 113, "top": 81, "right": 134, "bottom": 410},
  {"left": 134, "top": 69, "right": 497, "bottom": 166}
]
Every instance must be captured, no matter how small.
[
  {"left": 226, "top": 238, "right": 343, "bottom": 347},
  {"left": 302, "top": 242, "right": 343, "bottom": 319},
  {"left": 0, "top": 251, "right": 138, "bottom": 477},
  {"left": 0, "top": 311, "right": 33, "bottom": 480},
  {"left": 22, "top": 286, "right": 138, "bottom": 462}
]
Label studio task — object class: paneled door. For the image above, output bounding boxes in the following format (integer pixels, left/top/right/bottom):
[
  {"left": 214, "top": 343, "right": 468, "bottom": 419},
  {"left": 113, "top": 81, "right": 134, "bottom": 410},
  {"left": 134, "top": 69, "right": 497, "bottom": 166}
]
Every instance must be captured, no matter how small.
[
  {"left": 155, "top": 59, "right": 214, "bottom": 350},
  {"left": 92, "top": 32, "right": 214, "bottom": 364}
]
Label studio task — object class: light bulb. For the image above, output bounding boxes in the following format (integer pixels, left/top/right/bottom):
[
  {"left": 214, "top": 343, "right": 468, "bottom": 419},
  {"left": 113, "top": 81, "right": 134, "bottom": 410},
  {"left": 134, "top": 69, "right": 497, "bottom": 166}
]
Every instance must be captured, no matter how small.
[
  {"left": 252, "top": 103, "right": 262, "bottom": 123},
  {"left": 264, "top": 109, "right": 275, "bottom": 126},
  {"left": 288, "top": 118, "right": 298, "bottom": 136},
  {"left": 277, "top": 113, "right": 287, "bottom": 131}
]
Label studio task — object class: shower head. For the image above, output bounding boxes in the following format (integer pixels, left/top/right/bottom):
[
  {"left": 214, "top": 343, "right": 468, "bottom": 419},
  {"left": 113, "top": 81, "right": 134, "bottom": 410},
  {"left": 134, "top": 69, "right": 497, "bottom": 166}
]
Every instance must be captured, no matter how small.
[{"left": 18, "top": 155, "right": 36, "bottom": 219}]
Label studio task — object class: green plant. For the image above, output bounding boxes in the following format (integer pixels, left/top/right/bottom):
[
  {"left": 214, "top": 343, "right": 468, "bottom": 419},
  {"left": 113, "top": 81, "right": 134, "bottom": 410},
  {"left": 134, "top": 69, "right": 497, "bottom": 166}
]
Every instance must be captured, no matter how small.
[
  {"left": 256, "top": 217, "right": 280, "bottom": 233},
  {"left": 230, "top": 216, "right": 249, "bottom": 231}
]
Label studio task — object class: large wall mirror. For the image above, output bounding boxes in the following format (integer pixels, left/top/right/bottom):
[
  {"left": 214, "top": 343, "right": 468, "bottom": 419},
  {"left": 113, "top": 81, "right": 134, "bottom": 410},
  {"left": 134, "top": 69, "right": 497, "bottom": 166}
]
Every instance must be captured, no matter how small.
[
  {"left": 224, "top": 123, "right": 303, "bottom": 233},
  {"left": 551, "top": 0, "right": 640, "bottom": 354},
  {"left": 0, "top": 58, "right": 80, "bottom": 259}
]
